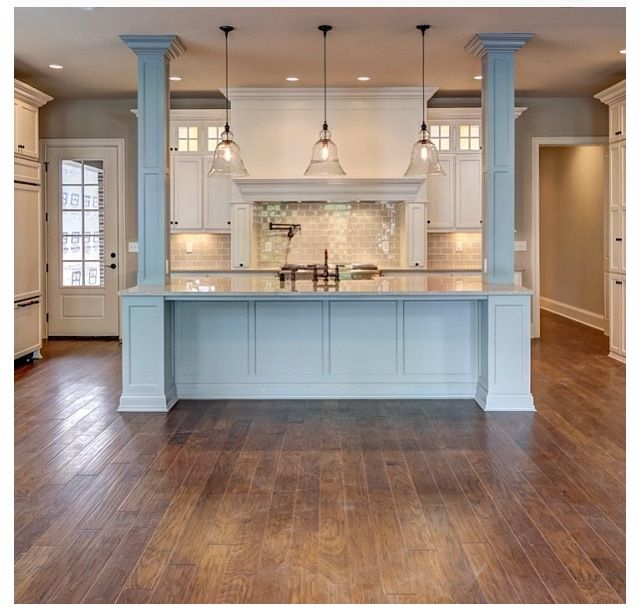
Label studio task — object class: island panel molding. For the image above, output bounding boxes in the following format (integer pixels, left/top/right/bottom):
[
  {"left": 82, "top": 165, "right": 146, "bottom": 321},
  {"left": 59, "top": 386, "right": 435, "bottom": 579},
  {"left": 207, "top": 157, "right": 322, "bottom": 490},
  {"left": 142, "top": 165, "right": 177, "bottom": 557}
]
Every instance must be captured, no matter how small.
[{"left": 121, "top": 34, "right": 185, "bottom": 285}]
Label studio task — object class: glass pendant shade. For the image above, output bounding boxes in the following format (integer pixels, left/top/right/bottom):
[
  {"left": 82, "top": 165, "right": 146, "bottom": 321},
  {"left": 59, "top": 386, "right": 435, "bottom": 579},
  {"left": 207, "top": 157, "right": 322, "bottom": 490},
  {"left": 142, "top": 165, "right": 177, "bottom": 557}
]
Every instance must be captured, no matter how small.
[
  {"left": 404, "top": 127, "right": 444, "bottom": 176},
  {"left": 304, "top": 127, "right": 346, "bottom": 176},
  {"left": 208, "top": 129, "right": 248, "bottom": 176}
]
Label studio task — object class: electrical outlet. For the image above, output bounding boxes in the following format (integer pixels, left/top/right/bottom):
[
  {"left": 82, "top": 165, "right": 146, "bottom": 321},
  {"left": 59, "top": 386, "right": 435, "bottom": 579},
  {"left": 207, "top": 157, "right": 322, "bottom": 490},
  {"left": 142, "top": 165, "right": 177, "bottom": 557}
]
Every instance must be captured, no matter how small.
[
  {"left": 186, "top": 240, "right": 193, "bottom": 254},
  {"left": 265, "top": 240, "right": 273, "bottom": 252},
  {"left": 514, "top": 240, "right": 527, "bottom": 252},
  {"left": 128, "top": 241, "right": 139, "bottom": 253},
  {"left": 455, "top": 241, "right": 464, "bottom": 252}
]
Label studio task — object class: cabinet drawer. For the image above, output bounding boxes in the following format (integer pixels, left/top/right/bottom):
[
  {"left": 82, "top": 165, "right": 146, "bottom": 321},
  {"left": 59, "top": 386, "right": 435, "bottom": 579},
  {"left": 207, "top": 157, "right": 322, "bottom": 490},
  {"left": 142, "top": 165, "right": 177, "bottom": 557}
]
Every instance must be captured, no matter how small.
[
  {"left": 15, "top": 299, "right": 41, "bottom": 359},
  {"left": 14, "top": 157, "right": 41, "bottom": 184}
]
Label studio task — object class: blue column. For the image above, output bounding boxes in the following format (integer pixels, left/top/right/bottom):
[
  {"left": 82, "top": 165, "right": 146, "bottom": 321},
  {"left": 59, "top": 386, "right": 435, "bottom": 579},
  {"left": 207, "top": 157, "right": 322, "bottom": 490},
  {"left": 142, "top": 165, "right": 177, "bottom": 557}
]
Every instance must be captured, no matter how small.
[
  {"left": 465, "top": 34, "right": 531, "bottom": 284},
  {"left": 121, "top": 35, "right": 185, "bottom": 285}
]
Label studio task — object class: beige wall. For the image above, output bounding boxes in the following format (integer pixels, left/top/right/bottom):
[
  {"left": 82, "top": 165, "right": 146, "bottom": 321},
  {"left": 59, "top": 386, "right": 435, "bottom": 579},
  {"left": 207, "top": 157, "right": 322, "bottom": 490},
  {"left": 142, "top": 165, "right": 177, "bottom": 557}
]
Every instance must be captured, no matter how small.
[{"left": 539, "top": 145, "right": 605, "bottom": 314}]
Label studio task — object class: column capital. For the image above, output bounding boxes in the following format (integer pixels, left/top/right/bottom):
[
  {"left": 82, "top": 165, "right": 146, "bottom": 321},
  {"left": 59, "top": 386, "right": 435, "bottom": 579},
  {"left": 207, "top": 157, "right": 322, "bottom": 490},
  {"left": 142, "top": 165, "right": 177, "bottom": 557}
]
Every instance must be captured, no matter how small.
[
  {"left": 120, "top": 34, "right": 185, "bottom": 60},
  {"left": 465, "top": 33, "right": 532, "bottom": 57}
]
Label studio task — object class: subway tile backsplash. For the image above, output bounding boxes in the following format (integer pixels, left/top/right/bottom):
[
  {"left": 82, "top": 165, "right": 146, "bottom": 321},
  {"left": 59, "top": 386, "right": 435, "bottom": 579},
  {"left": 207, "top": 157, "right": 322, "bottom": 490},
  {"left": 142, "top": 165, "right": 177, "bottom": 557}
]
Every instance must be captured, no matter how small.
[
  {"left": 253, "top": 201, "right": 406, "bottom": 268},
  {"left": 170, "top": 208, "right": 482, "bottom": 271},
  {"left": 171, "top": 233, "right": 231, "bottom": 271}
]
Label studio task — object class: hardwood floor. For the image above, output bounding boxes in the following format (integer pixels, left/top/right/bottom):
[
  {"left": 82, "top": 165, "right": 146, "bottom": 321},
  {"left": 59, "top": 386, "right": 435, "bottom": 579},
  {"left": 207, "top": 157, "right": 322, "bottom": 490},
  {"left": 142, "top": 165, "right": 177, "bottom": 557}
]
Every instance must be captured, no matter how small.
[{"left": 14, "top": 310, "right": 625, "bottom": 603}]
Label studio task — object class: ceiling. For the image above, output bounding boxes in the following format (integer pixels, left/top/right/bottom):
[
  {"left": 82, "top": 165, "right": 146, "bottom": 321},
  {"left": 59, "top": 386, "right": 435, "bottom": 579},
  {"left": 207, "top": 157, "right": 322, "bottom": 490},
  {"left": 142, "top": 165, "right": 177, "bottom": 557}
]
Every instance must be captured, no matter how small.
[{"left": 14, "top": 7, "right": 625, "bottom": 100}]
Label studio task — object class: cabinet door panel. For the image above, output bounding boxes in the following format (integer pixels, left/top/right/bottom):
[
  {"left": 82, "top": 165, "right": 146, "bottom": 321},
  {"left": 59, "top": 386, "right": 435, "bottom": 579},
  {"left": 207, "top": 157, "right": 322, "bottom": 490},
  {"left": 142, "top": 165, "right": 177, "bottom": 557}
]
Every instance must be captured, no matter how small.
[
  {"left": 608, "top": 209, "right": 623, "bottom": 273},
  {"left": 455, "top": 155, "right": 482, "bottom": 229},
  {"left": 14, "top": 300, "right": 41, "bottom": 359},
  {"left": 608, "top": 275, "right": 625, "bottom": 356},
  {"left": 171, "top": 156, "right": 202, "bottom": 230},
  {"left": 16, "top": 102, "right": 39, "bottom": 159},
  {"left": 203, "top": 156, "right": 232, "bottom": 231},
  {"left": 14, "top": 183, "right": 42, "bottom": 300},
  {"left": 426, "top": 155, "right": 454, "bottom": 229},
  {"left": 231, "top": 204, "right": 251, "bottom": 268},
  {"left": 406, "top": 203, "right": 426, "bottom": 267}
]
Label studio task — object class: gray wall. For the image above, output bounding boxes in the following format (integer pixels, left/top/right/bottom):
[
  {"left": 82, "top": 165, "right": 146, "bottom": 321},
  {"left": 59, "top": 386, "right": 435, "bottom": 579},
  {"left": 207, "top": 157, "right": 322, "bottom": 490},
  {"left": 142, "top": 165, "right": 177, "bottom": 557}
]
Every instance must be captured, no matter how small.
[
  {"left": 513, "top": 96, "right": 609, "bottom": 286},
  {"left": 39, "top": 94, "right": 609, "bottom": 289},
  {"left": 539, "top": 145, "right": 605, "bottom": 314},
  {"left": 39, "top": 98, "right": 139, "bottom": 286}
]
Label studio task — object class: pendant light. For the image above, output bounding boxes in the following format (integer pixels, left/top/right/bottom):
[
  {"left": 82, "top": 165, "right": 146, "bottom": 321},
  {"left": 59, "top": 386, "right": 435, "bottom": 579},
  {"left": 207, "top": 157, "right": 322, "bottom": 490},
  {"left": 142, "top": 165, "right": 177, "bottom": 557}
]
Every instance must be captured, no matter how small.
[
  {"left": 208, "top": 25, "right": 248, "bottom": 177},
  {"left": 404, "top": 24, "right": 444, "bottom": 176},
  {"left": 304, "top": 25, "right": 346, "bottom": 176}
]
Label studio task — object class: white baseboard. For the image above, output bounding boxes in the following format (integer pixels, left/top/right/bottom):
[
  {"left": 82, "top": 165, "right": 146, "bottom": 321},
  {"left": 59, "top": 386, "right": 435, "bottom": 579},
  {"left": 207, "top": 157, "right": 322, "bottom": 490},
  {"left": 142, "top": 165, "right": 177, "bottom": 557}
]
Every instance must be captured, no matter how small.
[{"left": 540, "top": 297, "right": 606, "bottom": 331}]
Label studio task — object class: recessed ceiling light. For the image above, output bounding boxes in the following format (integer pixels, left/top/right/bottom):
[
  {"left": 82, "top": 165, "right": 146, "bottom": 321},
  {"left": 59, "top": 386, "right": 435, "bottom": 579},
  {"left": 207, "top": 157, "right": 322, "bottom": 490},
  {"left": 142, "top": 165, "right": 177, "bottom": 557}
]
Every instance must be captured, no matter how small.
[
  {"left": 169, "top": 76, "right": 182, "bottom": 81},
  {"left": 357, "top": 76, "right": 370, "bottom": 81},
  {"left": 619, "top": 49, "right": 626, "bottom": 54},
  {"left": 285, "top": 76, "right": 299, "bottom": 82},
  {"left": 473, "top": 75, "right": 482, "bottom": 80},
  {"left": 48, "top": 64, "right": 64, "bottom": 70}
]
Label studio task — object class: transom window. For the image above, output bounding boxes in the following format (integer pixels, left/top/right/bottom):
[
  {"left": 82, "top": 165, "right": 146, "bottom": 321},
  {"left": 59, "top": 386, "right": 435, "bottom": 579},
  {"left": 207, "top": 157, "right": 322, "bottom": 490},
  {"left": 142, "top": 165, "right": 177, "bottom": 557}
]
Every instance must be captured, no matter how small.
[
  {"left": 429, "top": 125, "right": 450, "bottom": 151},
  {"left": 60, "top": 160, "right": 104, "bottom": 287},
  {"left": 207, "top": 126, "right": 225, "bottom": 152},
  {"left": 459, "top": 124, "right": 481, "bottom": 151},
  {"left": 177, "top": 126, "right": 199, "bottom": 152}
]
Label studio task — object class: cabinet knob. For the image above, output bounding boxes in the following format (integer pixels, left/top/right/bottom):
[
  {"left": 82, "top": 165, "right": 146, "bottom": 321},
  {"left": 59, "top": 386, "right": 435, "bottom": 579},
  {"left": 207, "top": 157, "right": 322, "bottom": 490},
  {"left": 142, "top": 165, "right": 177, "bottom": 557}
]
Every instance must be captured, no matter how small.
[
  {"left": 615, "top": 237, "right": 623, "bottom": 242},
  {"left": 480, "top": 219, "right": 483, "bottom": 224},
  {"left": 414, "top": 262, "right": 419, "bottom": 267},
  {"left": 227, "top": 221, "right": 231, "bottom": 225},
  {"left": 615, "top": 280, "right": 623, "bottom": 285},
  {"left": 427, "top": 220, "right": 431, "bottom": 224},
  {"left": 239, "top": 263, "right": 244, "bottom": 267}
]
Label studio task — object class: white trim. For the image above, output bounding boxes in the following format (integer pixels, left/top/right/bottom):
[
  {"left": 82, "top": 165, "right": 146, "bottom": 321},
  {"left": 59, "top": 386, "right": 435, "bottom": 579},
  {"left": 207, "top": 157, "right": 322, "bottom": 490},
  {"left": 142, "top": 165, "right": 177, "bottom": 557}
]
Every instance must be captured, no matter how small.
[
  {"left": 427, "top": 107, "right": 527, "bottom": 121},
  {"left": 594, "top": 80, "right": 626, "bottom": 105},
  {"left": 232, "top": 177, "right": 425, "bottom": 203},
  {"left": 530, "top": 136, "right": 608, "bottom": 338},
  {"left": 14, "top": 79, "right": 53, "bottom": 107},
  {"left": 228, "top": 86, "right": 438, "bottom": 101},
  {"left": 40, "top": 138, "right": 126, "bottom": 338},
  {"left": 540, "top": 297, "right": 606, "bottom": 331},
  {"left": 130, "top": 108, "right": 227, "bottom": 121}
]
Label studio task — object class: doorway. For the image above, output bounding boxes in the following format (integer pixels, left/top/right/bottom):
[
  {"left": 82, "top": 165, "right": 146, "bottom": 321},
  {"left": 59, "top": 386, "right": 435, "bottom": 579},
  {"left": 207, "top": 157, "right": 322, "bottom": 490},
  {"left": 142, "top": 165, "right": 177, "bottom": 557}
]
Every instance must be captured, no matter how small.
[
  {"left": 42, "top": 139, "right": 125, "bottom": 336},
  {"left": 531, "top": 137, "right": 607, "bottom": 338}
]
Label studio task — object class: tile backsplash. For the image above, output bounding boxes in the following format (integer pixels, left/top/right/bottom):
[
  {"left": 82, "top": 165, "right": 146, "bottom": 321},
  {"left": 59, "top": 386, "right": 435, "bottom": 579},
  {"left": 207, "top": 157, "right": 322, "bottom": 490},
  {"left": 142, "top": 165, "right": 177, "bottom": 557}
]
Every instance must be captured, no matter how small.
[
  {"left": 253, "top": 201, "right": 406, "bottom": 268},
  {"left": 170, "top": 210, "right": 483, "bottom": 271},
  {"left": 427, "top": 232, "right": 482, "bottom": 270},
  {"left": 171, "top": 233, "right": 231, "bottom": 271}
]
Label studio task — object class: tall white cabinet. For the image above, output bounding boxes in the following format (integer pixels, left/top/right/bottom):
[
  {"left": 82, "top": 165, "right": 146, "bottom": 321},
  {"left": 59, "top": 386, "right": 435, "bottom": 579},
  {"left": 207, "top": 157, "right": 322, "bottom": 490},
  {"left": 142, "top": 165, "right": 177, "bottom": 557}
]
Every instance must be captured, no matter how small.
[
  {"left": 14, "top": 80, "right": 52, "bottom": 360},
  {"left": 596, "top": 81, "right": 626, "bottom": 363}
]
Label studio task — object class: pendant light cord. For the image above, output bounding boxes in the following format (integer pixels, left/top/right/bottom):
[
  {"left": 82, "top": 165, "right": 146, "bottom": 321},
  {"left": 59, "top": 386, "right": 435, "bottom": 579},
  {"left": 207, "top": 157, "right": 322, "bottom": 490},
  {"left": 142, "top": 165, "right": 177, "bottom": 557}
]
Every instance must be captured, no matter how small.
[
  {"left": 421, "top": 28, "right": 425, "bottom": 129},
  {"left": 225, "top": 29, "right": 229, "bottom": 130},
  {"left": 323, "top": 28, "right": 328, "bottom": 130}
]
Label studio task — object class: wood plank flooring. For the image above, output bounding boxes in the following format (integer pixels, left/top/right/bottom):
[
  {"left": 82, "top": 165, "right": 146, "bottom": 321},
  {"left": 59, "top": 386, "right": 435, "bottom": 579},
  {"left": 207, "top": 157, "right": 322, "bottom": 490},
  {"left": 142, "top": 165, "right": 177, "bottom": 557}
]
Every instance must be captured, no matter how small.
[{"left": 14, "top": 310, "right": 625, "bottom": 603}]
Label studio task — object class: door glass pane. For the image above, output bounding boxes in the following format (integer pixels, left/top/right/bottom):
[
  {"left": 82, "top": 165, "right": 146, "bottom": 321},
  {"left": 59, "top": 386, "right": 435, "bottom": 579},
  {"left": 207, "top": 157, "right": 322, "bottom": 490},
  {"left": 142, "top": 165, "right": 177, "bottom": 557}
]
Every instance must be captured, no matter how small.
[
  {"left": 208, "top": 126, "right": 222, "bottom": 152},
  {"left": 60, "top": 159, "right": 105, "bottom": 287},
  {"left": 177, "top": 125, "right": 199, "bottom": 152},
  {"left": 459, "top": 123, "right": 481, "bottom": 151},
  {"left": 428, "top": 124, "right": 450, "bottom": 151}
]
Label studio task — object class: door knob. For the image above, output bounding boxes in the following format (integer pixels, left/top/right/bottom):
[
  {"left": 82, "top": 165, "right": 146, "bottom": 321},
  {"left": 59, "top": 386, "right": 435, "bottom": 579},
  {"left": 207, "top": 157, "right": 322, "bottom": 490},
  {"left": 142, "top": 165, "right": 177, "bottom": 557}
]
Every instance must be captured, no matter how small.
[
  {"left": 108, "top": 263, "right": 116, "bottom": 269},
  {"left": 110, "top": 252, "right": 116, "bottom": 258}
]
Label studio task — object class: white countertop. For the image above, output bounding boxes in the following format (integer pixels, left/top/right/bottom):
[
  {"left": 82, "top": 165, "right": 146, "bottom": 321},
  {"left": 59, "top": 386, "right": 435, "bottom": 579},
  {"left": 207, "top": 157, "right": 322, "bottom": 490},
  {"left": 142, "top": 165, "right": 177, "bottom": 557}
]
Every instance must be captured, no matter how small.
[{"left": 121, "top": 272, "right": 531, "bottom": 298}]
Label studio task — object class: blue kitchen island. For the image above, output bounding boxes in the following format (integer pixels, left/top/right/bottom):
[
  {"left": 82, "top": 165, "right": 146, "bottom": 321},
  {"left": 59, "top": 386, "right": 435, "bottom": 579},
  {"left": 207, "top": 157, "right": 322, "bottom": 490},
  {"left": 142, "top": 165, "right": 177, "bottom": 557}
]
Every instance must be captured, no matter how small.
[{"left": 118, "top": 273, "right": 533, "bottom": 413}]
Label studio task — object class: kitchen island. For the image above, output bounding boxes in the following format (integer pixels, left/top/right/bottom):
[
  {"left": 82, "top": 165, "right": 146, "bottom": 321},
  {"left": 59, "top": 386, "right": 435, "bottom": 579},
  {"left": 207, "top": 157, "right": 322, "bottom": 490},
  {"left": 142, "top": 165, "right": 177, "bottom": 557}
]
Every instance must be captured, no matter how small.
[{"left": 119, "top": 273, "right": 533, "bottom": 413}]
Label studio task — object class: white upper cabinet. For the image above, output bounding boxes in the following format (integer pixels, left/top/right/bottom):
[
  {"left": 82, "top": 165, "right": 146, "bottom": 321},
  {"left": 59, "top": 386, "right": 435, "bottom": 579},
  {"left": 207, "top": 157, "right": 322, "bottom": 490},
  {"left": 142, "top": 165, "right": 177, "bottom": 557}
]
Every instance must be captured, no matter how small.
[
  {"left": 426, "top": 155, "right": 455, "bottom": 229},
  {"left": 171, "top": 155, "right": 203, "bottom": 231},
  {"left": 455, "top": 155, "right": 483, "bottom": 229},
  {"left": 14, "top": 80, "right": 52, "bottom": 162},
  {"left": 609, "top": 100, "right": 626, "bottom": 142},
  {"left": 165, "top": 109, "right": 231, "bottom": 233},
  {"left": 406, "top": 203, "right": 426, "bottom": 267}
]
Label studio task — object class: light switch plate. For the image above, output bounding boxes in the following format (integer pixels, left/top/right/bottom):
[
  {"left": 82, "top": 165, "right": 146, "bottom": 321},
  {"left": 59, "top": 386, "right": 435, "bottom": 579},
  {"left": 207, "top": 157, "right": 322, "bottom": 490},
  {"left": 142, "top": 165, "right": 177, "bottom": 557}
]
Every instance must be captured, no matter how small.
[
  {"left": 128, "top": 241, "right": 139, "bottom": 253},
  {"left": 455, "top": 241, "right": 463, "bottom": 252},
  {"left": 186, "top": 240, "right": 193, "bottom": 254},
  {"left": 514, "top": 240, "right": 527, "bottom": 251}
]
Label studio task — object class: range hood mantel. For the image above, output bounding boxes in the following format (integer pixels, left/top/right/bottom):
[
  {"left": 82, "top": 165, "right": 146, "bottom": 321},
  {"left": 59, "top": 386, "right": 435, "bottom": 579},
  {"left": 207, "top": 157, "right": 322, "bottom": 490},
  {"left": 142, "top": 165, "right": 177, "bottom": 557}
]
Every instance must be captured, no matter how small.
[{"left": 232, "top": 177, "right": 425, "bottom": 202}]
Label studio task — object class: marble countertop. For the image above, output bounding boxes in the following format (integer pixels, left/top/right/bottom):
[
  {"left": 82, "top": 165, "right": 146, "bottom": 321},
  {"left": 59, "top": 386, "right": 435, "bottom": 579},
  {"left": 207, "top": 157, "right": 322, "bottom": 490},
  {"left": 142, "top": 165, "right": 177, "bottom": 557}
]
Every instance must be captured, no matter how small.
[{"left": 121, "top": 272, "right": 531, "bottom": 298}]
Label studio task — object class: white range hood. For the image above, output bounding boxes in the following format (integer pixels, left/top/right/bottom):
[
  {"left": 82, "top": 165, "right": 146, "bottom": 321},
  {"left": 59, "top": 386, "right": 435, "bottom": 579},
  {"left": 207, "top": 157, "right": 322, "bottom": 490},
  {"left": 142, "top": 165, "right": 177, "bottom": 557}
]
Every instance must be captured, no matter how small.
[{"left": 232, "top": 177, "right": 425, "bottom": 203}]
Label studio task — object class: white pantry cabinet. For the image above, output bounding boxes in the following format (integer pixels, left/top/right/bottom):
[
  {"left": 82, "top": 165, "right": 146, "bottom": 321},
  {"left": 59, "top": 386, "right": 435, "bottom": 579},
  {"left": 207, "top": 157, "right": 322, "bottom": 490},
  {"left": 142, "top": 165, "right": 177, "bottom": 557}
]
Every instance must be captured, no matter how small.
[
  {"left": 595, "top": 80, "right": 625, "bottom": 363},
  {"left": 608, "top": 274, "right": 625, "bottom": 361}
]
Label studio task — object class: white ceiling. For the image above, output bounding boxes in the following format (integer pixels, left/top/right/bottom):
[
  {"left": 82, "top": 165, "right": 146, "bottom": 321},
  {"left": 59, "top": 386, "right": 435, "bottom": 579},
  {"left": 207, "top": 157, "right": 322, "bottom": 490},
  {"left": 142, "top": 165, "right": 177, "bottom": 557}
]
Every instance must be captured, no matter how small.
[{"left": 14, "top": 7, "right": 625, "bottom": 100}]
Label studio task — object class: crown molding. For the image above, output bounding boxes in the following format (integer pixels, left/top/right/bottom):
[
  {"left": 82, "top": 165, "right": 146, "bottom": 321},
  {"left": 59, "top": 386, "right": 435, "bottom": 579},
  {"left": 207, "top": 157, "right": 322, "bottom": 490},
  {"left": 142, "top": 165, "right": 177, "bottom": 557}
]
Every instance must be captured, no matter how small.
[
  {"left": 427, "top": 106, "right": 528, "bottom": 120},
  {"left": 465, "top": 33, "right": 533, "bottom": 57},
  {"left": 228, "top": 87, "right": 438, "bottom": 101},
  {"left": 232, "top": 177, "right": 425, "bottom": 203},
  {"left": 120, "top": 34, "right": 186, "bottom": 60},
  {"left": 594, "top": 80, "right": 625, "bottom": 106},
  {"left": 14, "top": 79, "right": 53, "bottom": 107},
  {"left": 131, "top": 108, "right": 226, "bottom": 120}
]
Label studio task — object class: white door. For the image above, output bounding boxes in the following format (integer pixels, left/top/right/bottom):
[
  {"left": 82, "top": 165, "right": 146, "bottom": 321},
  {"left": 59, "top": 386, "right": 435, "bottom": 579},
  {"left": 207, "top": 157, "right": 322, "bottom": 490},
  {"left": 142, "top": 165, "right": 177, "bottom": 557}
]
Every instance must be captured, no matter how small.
[{"left": 45, "top": 145, "right": 120, "bottom": 336}]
